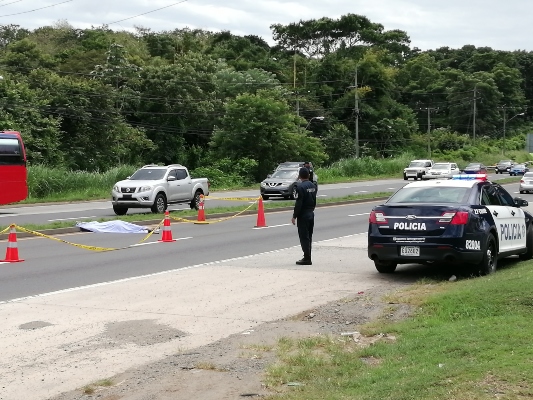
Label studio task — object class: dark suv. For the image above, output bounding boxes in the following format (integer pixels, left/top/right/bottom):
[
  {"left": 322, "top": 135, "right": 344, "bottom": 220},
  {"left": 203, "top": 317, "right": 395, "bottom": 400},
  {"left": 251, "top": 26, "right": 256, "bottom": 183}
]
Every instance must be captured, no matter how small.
[
  {"left": 272, "top": 161, "right": 318, "bottom": 186},
  {"left": 495, "top": 160, "right": 515, "bottom": 174}
]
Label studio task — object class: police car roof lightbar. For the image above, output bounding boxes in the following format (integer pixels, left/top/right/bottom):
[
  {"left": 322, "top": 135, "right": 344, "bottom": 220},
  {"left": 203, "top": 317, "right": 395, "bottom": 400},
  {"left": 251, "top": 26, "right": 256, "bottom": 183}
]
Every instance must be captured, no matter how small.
[{"left": 451, "top": 174, "right": 488, "bottom": 181}]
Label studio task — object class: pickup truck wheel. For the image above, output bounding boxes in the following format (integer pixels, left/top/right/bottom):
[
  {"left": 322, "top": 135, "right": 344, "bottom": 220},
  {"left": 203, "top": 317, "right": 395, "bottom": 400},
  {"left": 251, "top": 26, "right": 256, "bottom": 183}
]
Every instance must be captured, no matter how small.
[
  {"left": 374, "top": 260, "right": 397, "bottom": 273},
  {"left": 113, "top": 206, "right": 128, "bottom": 216},
  {"left": 190, "top": 190, "right": 202, "bottom": 210},
  {"left": 151, "top": 193, "right": 167, "bottom": 213},
  {"left": 403, "top": 174, "right": 407, "bottom": 180}
]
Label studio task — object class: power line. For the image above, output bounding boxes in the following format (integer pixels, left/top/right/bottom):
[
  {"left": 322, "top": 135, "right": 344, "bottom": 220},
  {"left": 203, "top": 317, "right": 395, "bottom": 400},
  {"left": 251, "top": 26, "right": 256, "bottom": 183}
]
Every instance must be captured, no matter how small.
[
  {"left": 105, "top": 0, "right": 190, "bottom": 26},
  {"left": 0, "top": 0, "right": 73, "bottom": 17},
  {"left": 0, "top": 0, "right": 24, "bottom": 8}
]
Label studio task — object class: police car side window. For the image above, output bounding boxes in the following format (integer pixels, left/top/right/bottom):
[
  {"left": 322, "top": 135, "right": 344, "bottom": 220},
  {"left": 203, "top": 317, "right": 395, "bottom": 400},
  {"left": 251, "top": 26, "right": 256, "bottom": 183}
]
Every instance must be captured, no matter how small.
[
  {"left": 480, "top": 186, "right": 501, "bottom": 206},
  {"left": 495, "top": 186, "right": 515, "bottom": 206}
]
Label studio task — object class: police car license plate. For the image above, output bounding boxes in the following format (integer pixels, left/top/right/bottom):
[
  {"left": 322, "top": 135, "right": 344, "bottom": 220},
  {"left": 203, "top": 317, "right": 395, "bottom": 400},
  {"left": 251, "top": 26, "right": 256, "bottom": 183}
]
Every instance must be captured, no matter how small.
[{"left": 400, "top": 246, "right": 420, "bottom": 256}]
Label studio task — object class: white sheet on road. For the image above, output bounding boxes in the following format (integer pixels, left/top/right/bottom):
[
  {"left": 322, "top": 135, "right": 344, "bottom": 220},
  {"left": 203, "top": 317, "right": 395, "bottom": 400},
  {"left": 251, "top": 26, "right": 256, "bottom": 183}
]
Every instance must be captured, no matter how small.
[{"left": 76, "top": 220, "right": 150, "bottom": 234}]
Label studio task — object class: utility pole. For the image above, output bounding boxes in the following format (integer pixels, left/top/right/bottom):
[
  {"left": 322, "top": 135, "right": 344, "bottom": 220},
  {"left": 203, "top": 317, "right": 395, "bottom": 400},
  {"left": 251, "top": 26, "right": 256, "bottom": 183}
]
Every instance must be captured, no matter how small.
[
  {"left": 354, "top": 66, "right": 360, "bottom": 158},
  {"left": 473, "top": 84, "right": 477, "bottom": 142},
  {"left": 419, "top": 107, "right": 438, "bottom": 157},
  {"left": 499, "top": 106, "right": 525, "bottom": 155}
]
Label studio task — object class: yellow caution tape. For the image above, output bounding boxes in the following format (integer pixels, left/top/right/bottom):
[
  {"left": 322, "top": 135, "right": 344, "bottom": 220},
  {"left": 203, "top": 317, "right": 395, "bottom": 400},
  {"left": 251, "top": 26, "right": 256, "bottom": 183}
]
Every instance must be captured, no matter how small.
[
  {"left": 169, "top": 199, "right": 259, "bottom": 224},
  {"left": 136, "top": 219, "right": 165, "bottom": 243},
  {"left": 0, "top": 226, "right": 10, "bottom": 234},
  {"left": 204, "top": 196, "right": 261, "bottom": 201},
  {"left": 15, "top": 225, "right": 121, "bottom": 252}
]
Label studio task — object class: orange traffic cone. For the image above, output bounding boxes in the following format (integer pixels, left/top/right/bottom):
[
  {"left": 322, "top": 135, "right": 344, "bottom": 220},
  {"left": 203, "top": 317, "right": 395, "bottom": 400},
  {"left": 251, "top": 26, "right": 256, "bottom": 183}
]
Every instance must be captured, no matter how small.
[
  {"left": 159, "top": 211, "right": 176, "bottom": 242},
  {"left": 255, "top": 196, "right": 267, "bottom": 228},
  {"left": 1, "top": 225, "right": 24, "bottom": 262},
  {"left": 195, "top": 195, "right": 207, "bottom": 224}
]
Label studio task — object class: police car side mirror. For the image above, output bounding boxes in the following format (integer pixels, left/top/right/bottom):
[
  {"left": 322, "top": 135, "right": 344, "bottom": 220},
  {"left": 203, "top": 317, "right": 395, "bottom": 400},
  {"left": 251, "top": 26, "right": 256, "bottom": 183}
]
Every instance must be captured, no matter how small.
[{"left": 514, "top": 197, "right": 528, "bottom": 207}]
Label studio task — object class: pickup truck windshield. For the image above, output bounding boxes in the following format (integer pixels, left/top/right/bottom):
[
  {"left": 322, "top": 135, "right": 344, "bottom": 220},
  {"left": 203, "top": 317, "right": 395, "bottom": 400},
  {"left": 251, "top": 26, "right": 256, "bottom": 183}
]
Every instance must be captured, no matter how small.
[
  {"left": 408, "top": 162, "right": 425, "bottom": 167},
  {"left": 130, "top": 169, "right": 167, "bottom": 180}
]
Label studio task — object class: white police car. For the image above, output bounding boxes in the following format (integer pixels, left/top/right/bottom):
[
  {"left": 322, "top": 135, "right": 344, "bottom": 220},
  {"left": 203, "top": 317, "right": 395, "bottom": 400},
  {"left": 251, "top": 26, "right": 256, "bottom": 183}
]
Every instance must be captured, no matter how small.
[{"left": 368, "top": 175, "right": 533, "bottom": 275}]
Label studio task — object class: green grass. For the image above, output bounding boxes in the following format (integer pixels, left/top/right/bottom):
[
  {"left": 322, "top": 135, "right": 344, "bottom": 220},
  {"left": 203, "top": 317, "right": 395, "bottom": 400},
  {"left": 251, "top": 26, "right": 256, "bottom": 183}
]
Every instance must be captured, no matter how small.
[{"left": 264, "top": 263, "right": 533, "bottom": 399}]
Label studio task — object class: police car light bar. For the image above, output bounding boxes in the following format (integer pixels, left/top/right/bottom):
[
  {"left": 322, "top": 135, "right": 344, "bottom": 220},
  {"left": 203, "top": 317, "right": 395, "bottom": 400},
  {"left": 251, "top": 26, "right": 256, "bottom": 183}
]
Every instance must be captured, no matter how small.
[{"left": 451, "top": 174, "right": 488, "bottom": 181}]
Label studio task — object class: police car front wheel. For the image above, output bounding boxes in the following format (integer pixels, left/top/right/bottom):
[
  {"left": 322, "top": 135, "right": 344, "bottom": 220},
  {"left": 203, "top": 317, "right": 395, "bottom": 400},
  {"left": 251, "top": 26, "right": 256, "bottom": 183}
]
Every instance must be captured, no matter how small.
[{"left": 519, "top": 225, "right": 533, "bottom": 261}]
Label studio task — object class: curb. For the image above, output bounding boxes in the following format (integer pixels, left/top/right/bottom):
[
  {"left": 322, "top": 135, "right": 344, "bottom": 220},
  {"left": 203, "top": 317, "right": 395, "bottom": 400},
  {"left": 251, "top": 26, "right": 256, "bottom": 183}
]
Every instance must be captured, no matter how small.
[{"left": 0, "top": 197, "right": 389, "bottom": 240}]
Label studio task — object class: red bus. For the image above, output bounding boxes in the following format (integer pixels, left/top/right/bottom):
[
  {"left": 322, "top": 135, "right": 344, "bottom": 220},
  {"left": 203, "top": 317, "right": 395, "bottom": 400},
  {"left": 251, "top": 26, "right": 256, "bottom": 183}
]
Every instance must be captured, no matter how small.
[{"left": 0, "top": 131, "right": 28, "bottom": 205}]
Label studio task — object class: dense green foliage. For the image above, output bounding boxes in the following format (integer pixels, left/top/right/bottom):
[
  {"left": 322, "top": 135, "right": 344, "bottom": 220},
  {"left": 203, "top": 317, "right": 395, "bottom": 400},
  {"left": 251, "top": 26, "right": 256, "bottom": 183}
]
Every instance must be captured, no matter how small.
[{"left": 1, "top": 16, "right": 533, "bottom": 182}]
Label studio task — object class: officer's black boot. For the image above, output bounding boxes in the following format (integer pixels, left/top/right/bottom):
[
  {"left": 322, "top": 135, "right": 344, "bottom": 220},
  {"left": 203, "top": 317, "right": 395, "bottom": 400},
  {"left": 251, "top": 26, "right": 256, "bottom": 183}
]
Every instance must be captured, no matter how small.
[{"left": 296, "top": 255, "right": 312, "bottom": 265}]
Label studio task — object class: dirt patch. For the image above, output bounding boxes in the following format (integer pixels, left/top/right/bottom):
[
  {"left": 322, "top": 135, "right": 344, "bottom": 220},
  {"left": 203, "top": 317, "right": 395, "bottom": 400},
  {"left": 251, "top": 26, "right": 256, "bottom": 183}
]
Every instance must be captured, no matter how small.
[{"left": 50, "top": 282, "right": 413, "bottom": 400}]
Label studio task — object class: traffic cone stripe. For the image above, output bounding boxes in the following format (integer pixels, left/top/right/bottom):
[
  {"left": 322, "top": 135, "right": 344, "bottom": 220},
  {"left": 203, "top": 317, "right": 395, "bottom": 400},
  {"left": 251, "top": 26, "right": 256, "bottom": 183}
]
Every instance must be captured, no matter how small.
[
  {"left": 159, "top": 211, "right": 176, "bottom": 242},
  {"left": 1, "top": 225, "right": 24, "bottom": 263},
  {"left": 196, "top": 195, "right": 206, "bottom": 223}
]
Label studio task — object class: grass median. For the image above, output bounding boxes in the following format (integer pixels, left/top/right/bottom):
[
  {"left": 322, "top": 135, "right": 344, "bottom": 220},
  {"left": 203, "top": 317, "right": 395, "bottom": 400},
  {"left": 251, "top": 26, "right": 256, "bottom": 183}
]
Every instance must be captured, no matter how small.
[
  {"left": 2, "top": 191, "right": 393, "bottom": 233},
  {"left": 264, "top": 262, "right": 533, "bottom": 399}
]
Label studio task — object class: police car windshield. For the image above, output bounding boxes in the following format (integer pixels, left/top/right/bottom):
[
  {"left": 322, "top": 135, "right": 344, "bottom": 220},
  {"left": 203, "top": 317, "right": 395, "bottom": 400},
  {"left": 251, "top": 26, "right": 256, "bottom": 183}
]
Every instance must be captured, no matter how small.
[
  {"left": 271, "top": 169, "right": 298, "bottom": 179},
  {"left": 432, "top": 164, "right": 450, "bottom": 170},
  {"left": 387, "top": 186, "right": 470, "bottom": 204},
  {"left": 130, "top": 168, "right": 167, "bottom": 180},
  {"left": 408, "top": 162, "right": 425, "bottom": 167}
]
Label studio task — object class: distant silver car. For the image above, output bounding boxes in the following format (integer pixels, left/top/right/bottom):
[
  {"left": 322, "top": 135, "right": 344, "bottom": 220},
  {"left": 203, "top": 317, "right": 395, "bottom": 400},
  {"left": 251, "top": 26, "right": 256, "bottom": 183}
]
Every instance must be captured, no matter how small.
[
  {"left": 519, "top": 172, "right": 533, "bottom": 194},
  {"left": 423, "top": 162, "right": 460, "bottom": 180}
]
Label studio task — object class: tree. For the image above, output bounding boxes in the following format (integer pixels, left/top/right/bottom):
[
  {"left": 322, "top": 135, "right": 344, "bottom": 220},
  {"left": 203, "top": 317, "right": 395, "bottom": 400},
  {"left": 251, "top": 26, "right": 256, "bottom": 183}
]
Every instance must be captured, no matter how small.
[{"left": 210, "top": 89, "right": 326, "bottom": 180}]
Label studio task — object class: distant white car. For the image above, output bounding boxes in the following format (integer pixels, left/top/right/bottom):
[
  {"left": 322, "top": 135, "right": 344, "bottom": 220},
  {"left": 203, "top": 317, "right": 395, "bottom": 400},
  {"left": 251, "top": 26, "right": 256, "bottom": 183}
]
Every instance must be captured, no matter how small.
[{"left": 423, "top": 162, "right": 460, "bottom": 180}]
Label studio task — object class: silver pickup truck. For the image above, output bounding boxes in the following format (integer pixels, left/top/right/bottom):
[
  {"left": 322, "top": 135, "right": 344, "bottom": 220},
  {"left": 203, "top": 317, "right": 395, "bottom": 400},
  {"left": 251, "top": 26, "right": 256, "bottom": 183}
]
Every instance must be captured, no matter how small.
[{"left": 111, "top": 164, "right": 210, "bottom": 215}]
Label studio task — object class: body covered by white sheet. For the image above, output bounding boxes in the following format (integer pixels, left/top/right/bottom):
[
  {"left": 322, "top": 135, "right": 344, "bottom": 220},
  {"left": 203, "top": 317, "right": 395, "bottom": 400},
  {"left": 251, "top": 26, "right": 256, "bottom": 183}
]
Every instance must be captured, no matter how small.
[{"left": 76, "top": 220, "right": 150, "bottom": 234}]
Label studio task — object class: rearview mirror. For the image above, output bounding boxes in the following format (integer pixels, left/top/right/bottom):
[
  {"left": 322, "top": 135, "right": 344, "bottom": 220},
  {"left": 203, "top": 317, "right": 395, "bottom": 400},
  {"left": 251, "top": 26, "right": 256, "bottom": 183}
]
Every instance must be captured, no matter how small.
[{"left": 514, "top": 197, "right": 528, "bottom": 207}]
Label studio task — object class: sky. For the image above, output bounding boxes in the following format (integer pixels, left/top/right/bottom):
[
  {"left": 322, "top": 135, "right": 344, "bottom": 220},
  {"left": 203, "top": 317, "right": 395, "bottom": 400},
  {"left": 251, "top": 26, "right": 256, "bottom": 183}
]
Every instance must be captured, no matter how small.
[{"left": 1, "top": 0, "right": 532, "bottom": 52}]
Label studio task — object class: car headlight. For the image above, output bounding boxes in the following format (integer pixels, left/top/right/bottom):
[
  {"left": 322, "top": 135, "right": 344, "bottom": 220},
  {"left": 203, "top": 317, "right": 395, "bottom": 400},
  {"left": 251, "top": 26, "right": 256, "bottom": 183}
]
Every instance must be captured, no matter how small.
[
  {"left": 140, "top": 186, "right": 152, "bottom": 192},
  {"left": 261, "top": 182, "right": 267, "bottom": 187},
  {"left": 113, "top": 185, "right": 119, "bottom": 192}
]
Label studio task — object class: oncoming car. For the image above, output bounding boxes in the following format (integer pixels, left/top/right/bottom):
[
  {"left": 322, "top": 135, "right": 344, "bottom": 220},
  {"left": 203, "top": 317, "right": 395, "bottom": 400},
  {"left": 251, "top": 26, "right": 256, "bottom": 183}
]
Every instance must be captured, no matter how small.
[
  {"left": 367, "top": 175, "right": 533, "bottom": 275},
  {"left": 260, "top": 168, "right": 300, "bottom": 200},
  {"left": 423, "top": 162, "right": 460, "bottom": 179}
]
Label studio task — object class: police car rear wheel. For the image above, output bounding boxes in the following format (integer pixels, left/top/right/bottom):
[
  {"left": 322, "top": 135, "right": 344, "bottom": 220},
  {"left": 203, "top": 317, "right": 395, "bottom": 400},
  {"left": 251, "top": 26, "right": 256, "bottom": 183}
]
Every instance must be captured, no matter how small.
[
  {"left": 478, "top": 235, "right": 497, "bottom": 276},
  {"left": 519, "top": 226, "right": 533, "bottom": 261},
  {"left": 374, "top": 260, "right": 397, "bottom": 273}
]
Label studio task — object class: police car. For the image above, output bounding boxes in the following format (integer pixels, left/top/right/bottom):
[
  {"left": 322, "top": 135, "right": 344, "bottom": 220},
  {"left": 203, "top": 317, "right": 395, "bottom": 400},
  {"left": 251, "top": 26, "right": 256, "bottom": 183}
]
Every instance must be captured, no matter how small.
[{"left": 367, "top": 174, "right": 533, "bottom": 275}]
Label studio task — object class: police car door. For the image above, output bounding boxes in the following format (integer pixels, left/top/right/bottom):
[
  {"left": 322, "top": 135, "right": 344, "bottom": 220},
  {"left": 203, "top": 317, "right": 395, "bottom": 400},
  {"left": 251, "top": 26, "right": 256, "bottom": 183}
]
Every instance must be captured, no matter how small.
[
  {"left": 494, "top": 185, "right": 527, "bottom": 251},
  {"left": 480, "top": 185, "right": 513, "bottom": 253}
]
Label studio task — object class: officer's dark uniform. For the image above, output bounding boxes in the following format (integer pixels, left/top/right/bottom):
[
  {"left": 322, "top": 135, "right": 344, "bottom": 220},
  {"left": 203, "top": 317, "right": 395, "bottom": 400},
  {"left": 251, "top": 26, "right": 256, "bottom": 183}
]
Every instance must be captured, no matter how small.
[{"left": 293, "top": 168, "right": 317, "bottom": 265}]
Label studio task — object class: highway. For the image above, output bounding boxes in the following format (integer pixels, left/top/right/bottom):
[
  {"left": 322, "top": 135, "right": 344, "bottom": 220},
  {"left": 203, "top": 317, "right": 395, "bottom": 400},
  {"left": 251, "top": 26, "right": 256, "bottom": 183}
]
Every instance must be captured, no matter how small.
[
  {"left": 0, "top": 173, "right": 514, "bottom": 227},
  {"left": 0, "top": 201, "right": 376, "bottom": 301}
]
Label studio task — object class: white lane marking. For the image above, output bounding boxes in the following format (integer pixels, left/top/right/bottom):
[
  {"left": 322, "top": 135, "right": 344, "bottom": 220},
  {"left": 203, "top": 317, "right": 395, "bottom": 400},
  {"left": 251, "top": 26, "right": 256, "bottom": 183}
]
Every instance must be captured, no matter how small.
[
  {"left": 317, "top": 194, "right": 328, "bottom": 197},
  {"left": 253, "top": 223, "right": 291, "bottom": 230},
  {"left": 348, "top": 213, "right": 371, "bottom": 217},
  {"left": 0, "top": 233, "right": 368, "bottom": 305},
  {"left": 354, "top": 190, "right": 369, "bottom": 193},
  {"left": 48, "top": 216, "right": 97, "bottom": 222},
  {"left": 388, "top": 188, "right": 396, "bottom": 190},
  {"left": 130, "top": 237, "right": 192, "bottom": 247}
]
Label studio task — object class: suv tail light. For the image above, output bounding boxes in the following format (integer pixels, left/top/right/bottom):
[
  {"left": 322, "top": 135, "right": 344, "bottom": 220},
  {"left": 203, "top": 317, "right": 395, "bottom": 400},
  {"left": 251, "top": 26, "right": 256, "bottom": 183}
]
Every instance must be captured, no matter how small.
[
  {"left": 439, "top": 211, "right": 469, "bottom": 225},
  {"left": 369, "top": 211, "right": 388, "bottom": 224}
]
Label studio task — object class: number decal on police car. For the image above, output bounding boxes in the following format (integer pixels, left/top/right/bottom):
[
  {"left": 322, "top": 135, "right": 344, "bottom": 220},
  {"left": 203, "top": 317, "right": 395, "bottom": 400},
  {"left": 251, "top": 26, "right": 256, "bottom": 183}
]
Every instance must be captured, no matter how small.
[{"left": 465, "top": 240, "right": 481, "bottom": 250}]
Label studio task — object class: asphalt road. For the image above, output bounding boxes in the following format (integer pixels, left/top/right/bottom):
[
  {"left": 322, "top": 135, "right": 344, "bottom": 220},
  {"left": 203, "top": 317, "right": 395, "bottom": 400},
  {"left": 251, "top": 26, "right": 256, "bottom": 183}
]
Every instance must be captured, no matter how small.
[{"left": 0, "top": 173, "right": 514, "bottom": 227}]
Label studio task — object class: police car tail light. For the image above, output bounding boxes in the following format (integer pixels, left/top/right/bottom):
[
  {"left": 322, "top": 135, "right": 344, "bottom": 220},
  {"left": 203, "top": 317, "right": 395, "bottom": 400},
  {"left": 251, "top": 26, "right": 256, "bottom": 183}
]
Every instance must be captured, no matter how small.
[
  {"left": 369, "top": 211, "right": 388, "bottom": 224},
  {"left": 439, "top": 211, "right": 469, "bottom": 225}
]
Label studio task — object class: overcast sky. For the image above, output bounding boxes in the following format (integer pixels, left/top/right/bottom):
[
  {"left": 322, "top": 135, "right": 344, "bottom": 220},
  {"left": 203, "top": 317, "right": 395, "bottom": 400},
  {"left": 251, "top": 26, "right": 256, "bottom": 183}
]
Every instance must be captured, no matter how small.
[{"left": 1, "top": 0, "right": 532, "bottom": 51}]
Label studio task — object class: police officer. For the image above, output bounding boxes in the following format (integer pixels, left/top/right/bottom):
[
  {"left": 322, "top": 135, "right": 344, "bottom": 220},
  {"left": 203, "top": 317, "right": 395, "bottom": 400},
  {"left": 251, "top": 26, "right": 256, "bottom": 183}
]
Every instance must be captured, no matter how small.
[
  {"left": 303, "top": 161, "right": 314, "bottom": 183},
  {"left": 291, "top": 167, "right": 317, "bottom": 265}
]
